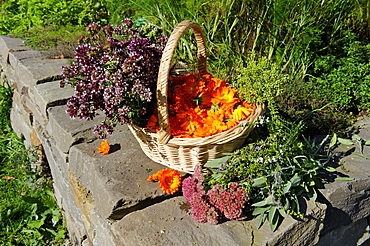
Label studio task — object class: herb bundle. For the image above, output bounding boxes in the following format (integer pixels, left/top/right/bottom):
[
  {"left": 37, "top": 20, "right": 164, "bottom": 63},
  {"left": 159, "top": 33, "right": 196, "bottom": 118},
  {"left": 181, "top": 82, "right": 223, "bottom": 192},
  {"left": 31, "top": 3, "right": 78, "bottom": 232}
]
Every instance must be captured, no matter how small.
[{"left": 60, "top": 19, "right": 168, "bottom": 138}]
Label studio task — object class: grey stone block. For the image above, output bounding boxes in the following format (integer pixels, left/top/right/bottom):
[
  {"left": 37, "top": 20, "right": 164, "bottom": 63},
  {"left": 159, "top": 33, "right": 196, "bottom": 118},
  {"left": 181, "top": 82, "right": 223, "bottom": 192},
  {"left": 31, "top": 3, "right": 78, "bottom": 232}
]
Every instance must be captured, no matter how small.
[
  {"left": 39, "top": 131, "right": 81, "bottom": 215},
  {"left": 8, "top": 50, "right": 68, "bottom": 86},
  {"left": 11, "top": 89, "right": 32, "bottom": 127},
  {"left": 39, "top": 130, "right": 69, "bottom": 178},
  {"left": 24, "top": 93, "right": 49, "bottom": 128},
  {"left": 68, "top": 125, "right": 169, "bottom": 220},
  {"left": 0, "top": 59, "right": 17, "bottom": 86},
  {"left": 10, "top": 99, "right": 33, "bottom": 147},
  {"left": 111, "top": 197, "right": 326, "bottom": 246},
  {"left": 316, "top": 217, "right": 370, "bottom": 246},
  {"left": 319, "top": 117, "right": 370, "bottom": 235},
  {"left": 64, "top": 209, "right": 88, "bottom": 246},
  {"left": 89, "top": 208, "right": 116, "bottom": 246},
  {"left": 46, "top": 105, "right": 104, "bottom": 153},
  {"left": 0, "top": 35, "right": 31, "bottom": 64},
  {"left": 29, "top": 80, "right": 74, "bottom": 119}
]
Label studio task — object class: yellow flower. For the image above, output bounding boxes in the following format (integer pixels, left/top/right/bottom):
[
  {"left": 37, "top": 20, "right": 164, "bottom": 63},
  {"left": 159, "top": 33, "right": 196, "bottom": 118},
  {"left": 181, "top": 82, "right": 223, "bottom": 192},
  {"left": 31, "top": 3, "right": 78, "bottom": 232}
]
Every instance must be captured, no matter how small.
[
  {"left": 98, "top": 140, "right": 110, "bottom": 155},
  {"left": 232, "top": 105, "right": 254, "bottom": 121},
  {"left": 147, "top": 169, "right": 182, "bottom": 194}
]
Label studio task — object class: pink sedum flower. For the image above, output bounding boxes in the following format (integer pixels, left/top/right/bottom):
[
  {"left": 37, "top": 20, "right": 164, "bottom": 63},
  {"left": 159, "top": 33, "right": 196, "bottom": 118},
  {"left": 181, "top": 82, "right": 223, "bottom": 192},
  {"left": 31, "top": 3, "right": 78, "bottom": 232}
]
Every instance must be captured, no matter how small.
[{"left": 182, "top": 165, "right": 250, "bottom": 224}]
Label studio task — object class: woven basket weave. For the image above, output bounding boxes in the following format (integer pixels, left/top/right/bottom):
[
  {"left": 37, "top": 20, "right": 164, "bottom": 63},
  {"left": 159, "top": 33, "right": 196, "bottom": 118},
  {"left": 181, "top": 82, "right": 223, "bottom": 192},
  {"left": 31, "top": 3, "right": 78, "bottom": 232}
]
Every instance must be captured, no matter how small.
[{"left": 128, "top": 20, "right": 265, "bottom": 173}]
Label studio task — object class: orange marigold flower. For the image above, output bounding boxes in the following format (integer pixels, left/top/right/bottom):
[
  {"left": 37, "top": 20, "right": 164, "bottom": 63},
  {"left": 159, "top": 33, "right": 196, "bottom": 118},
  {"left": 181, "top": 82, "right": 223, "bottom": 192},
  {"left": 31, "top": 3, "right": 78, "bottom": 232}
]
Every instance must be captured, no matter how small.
[
  {"left": 211, "top": 86, "right": 239, "bottom": 106},
  {"left": 207, "top": 77, "right": 227, "bottom": 91},
  {"left": 176, "top": 108, "right": 203, "bottom": 135},
  {"left": 226, "top": 118, "right": 238, "bottom": 128},
  {"left": 147, "top": 114, "right": 160, "bottom": 132},
  {"left": 147, "top": 173, "right": 159, "bottom": 181},
  {"left": 197, "top": 91, "right": 213, "bottom": 107},
  {"left": 146, "top": 72, "right": 255, "bottom": 139},
  {"left": 98, "top": 140, "right": 110, "bottom": 155},
  {"left": 147, "top": 169, "right": 182, "bottom": 194}
]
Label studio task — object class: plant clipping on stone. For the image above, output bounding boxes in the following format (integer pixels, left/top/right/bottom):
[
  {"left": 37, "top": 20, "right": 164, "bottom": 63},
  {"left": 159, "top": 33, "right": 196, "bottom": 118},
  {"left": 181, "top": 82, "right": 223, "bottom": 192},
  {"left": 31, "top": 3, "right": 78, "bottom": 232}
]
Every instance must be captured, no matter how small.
[
  {"left": 98, "top": 140, "right": 110, "bottom": 155},
  {"left": 60, "top": 18, "right": 168, "bottom": 138}
]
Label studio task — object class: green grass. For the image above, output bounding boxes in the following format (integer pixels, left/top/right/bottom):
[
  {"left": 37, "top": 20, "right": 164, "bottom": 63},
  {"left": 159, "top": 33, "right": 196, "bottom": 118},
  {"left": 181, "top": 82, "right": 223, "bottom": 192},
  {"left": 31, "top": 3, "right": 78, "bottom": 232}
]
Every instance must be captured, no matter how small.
[{"left": 0, "top": 81, "right": 68, "bottom": 245}]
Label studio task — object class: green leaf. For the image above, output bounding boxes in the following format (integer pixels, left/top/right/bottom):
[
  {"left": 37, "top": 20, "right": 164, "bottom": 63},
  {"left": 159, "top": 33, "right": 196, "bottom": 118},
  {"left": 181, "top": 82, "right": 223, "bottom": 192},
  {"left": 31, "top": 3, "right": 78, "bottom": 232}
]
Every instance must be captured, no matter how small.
[
  {"left": 278, "top": 208, "right": 287, "bottom": 218},
  {"left": 290, "top": 173, "right": 301, "bottom": 187},
  {"left": 335, "top": 177, "right": 355, "bottom": 181},
  {"left": 284, "top": 197, "right": 290, "bottom": 211},
  {"left": 252, "top": 206, "right": 270, "bottom": 216},
  {"left": 204, "top": 156, "right": 230, "bottom": 168},
  {"left": 365, "top": 140, "right": 370, "bottom": 146},
  {"left": 51, "top": 210, "right": 61, "bottom": 226},
  {"left": 329, "top": 133, "right": 338, "bottom": 149},
  {"left": 325, "top": 166, "right": 336, "bottom": 172},
  {"left": 268, "top": 205, "right": 280, "bottom": 231},
  {"left": 28, "top": 218, "right": 45, "bottom": 229},
  {"left": 307, "top": 186, "right": 318, "bottom": 201},
  {"left": 55, "top": 229, "right": 66, "bottom": 240},
  {"left": 268, "top": 205, "right": 276, "bottom": 224},
  {"left": 338, "top": 138, "right": 354, "bottom": 145},
  {"left": 251, "top": 176, "right": 267, "bottom": 188},
  {"left": 257, "top": 212, "right": 267, "bottom": 229},
  {"left": 252, "top": 195, "right": 274, "bottom": 207},
  {"left": 282, "top": 181, "right": 292, "bottom": 194},
  {"left": 252, "top": 200, "right": 268, "bottom": 207}
]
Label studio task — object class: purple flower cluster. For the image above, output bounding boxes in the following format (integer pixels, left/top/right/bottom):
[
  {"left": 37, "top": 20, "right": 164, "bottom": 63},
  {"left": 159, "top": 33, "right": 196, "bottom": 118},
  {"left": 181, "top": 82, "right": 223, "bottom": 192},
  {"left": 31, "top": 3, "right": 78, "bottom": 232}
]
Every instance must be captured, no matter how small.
[
  {"left": 182, "top": 166, "right": 250, "bottom": 225},
  {"left": 60, "top": 19, "right": 168, "bottom": 138}
]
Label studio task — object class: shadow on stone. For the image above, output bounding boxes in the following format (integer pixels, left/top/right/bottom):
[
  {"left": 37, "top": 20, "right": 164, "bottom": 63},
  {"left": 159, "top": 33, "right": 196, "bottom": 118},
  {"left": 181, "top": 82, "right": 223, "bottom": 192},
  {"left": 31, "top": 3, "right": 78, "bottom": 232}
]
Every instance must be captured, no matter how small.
[
  {"left": 316, "top": 190, "right": 352, "bottom": 236},
  {"left": 109, "top": 193, "right": 182, "bottom": 221},
  {"left": 109, "top": 143, "right": 121, "bottom": 153}
]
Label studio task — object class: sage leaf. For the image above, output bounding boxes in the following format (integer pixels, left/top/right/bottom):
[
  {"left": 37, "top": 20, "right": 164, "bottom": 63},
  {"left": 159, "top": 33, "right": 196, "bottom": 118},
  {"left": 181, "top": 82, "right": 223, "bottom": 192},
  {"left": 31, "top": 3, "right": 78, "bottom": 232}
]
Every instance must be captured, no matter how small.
[
  {"left": 252, "top": 200, "right": 268, "bottom": 207},
  {"left": 278, "top": 208, "right": 287, "bottom": 218},
  {"left": 252, "top": 206, "right": 270, "bottom": 216},
  {"left": 335, "top": 177, "right": 355, "bottom": 181},
  {"left": 325, "top": 166, "right": 336, "bottom": 172},
  {"left": 338, "top": 138, "right": 354, "bottom": 145},
  {"left": 204, "top": 156, "right": 230, "bottom": 168},
  {"left": 268, "top": 206, "right": 279, "bottom": 232},
  {"left": 290, "top": 173, "right": 301, "bottom": 187},
  {"left": 252, "top": 176, "right": 266, "bottom": 188},
  {"left": 307, "top": 186, "right": 317, "bottom": 201},
  {"left": 329, "top": 133, "right": 338, "bottom": 149},
  {"left": 257, "top": 212, "right": 267, "bottom": 229},
  {"left": 282, "top": 181, "right": 292, "bottom": 194}
]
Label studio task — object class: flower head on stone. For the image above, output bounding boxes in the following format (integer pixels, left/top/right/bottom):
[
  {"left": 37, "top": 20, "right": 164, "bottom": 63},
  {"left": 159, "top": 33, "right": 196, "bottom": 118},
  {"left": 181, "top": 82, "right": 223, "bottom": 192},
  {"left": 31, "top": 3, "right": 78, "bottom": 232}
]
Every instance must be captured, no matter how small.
[
  {"left": 147, "top": 169, "right": 182, "bottom": 194},
  {"left": 98, "top": 140, "right": 110, "bottom": 155}
]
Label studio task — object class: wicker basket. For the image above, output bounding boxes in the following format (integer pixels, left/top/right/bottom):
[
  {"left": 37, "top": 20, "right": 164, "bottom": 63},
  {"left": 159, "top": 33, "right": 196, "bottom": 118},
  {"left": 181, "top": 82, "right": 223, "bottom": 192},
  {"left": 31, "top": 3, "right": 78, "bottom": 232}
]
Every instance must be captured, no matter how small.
[{"left": 128, "top": 20, "right": 265, "bottom": 173}]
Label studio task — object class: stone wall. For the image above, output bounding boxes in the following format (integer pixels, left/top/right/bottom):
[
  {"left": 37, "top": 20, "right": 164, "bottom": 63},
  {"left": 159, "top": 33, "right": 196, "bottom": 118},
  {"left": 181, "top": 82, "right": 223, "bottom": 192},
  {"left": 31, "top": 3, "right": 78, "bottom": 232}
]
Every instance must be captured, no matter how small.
[{"left": 0, "top": 35, "right": 369, "bottom": 246}]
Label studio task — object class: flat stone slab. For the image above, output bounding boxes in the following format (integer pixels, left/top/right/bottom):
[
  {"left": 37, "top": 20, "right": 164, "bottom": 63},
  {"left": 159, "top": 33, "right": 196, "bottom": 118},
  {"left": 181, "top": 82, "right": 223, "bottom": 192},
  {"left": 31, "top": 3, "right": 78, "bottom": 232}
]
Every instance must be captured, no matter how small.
[
  {"left": 110, "top": 196, "right": 326, "bottom": 246},
  {"left": 46, "top": 105, "right": 105, "bottom": 153},
  {"left": 8, "top": 50, "right": 69, "bottom": 86},
  {"left": 318, "top": 116, "right": 370, "bottom": 235},
  {"left": 0, "top": 35, "right": 31, "bottom": 63},
  {"left": 29, "top": 80, "right": 74, "bottom": 119},
  {"left": 68, "top": 125, "right": 172, "bottom": 220}
]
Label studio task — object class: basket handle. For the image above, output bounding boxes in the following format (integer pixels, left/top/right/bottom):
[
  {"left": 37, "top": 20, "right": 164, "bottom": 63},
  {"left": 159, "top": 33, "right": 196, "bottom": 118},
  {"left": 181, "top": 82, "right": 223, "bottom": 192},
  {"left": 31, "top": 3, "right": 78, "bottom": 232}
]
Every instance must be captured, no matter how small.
[{"left": 156, "top": 20, "right": 207, "bottom": 144}]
